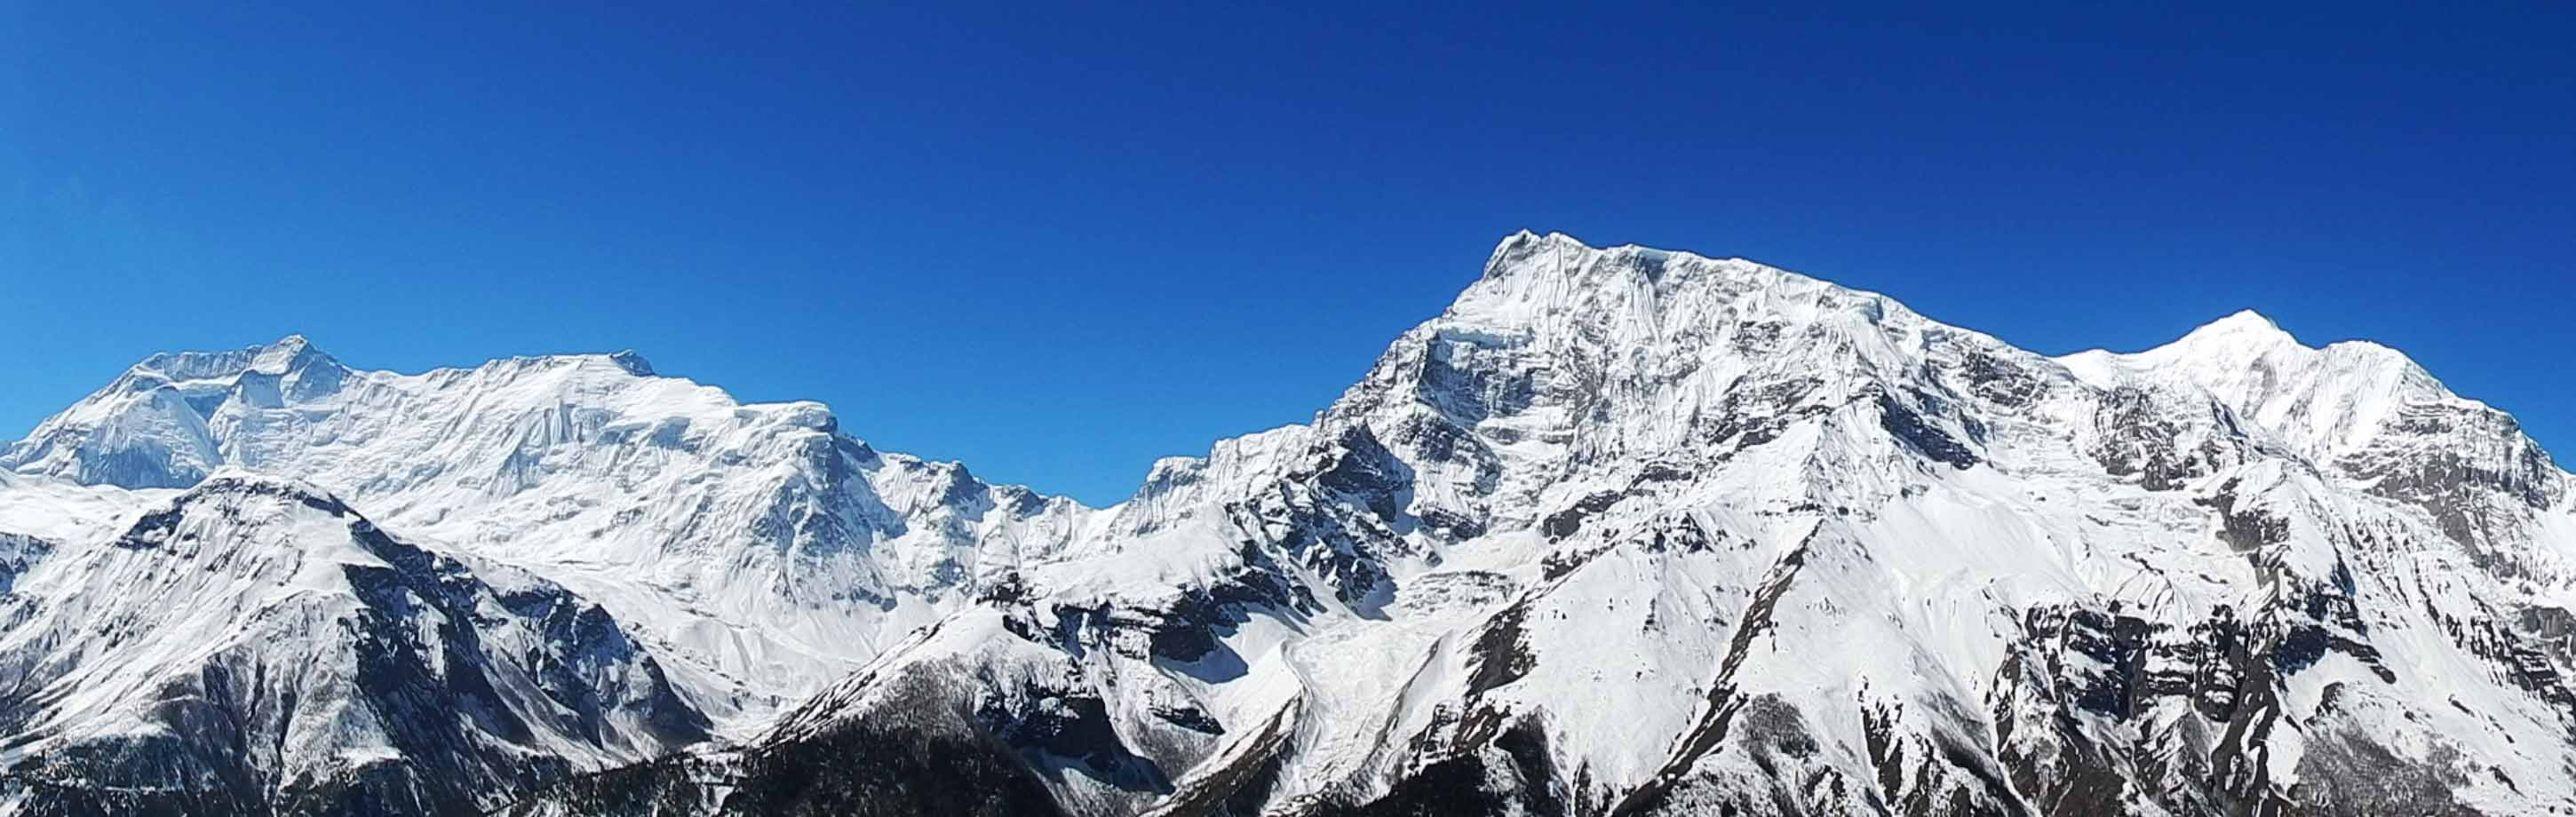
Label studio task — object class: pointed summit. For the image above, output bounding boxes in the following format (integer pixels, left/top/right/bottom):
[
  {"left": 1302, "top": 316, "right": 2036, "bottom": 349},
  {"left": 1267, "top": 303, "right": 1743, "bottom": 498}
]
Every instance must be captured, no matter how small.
[
  {"left": 123, "top": 334, "right": 342, "bottom": 383},
  {"left": 2126, "top": 309, "right": 2304, "bottom": 371},
  {"left": 2178, "top": 309, "right": 2295, "bottom": 345},
  {"left": 249, "top": 333, "right": 341, "bottom": 376}
]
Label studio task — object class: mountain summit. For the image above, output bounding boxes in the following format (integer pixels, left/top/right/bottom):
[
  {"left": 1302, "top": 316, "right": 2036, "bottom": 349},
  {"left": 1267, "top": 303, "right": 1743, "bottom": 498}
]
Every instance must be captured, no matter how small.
[{"left": 5, "top": 234, "right": 2572, "bottom": 817}]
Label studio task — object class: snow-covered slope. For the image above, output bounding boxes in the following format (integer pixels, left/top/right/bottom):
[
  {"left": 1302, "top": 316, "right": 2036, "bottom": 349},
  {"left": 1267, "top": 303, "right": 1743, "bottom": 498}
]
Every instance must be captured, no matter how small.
[
  {"left": 2, "top": 338, "right": 1093, "bottom": 734},
  {"left": 12, "top": 231, "right": 2576, "bottom": 817},
  {"left": 509, "top": 232, "right": 2576, "bottom": 817},
  {"left": 0, "top": 472, "right": 709, "bottom": 815}
]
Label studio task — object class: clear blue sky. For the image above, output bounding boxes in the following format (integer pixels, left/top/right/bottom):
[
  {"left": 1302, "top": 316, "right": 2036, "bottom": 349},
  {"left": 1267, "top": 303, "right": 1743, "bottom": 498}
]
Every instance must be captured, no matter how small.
[{"left": 4, "top": 4, "right": 2571, "bottom": 505}]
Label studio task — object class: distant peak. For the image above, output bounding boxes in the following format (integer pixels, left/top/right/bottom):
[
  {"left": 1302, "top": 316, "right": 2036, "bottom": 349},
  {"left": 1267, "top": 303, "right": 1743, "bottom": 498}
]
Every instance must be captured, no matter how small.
[
  {"left": 129, "top": 334, "right": 341, "bottom": 382},
  {"left": 250, "top": 334, "right": 339, "bottom": 375},
  {"left": 2203, "top": 309, "right": 2284, "bottom": 335},
  {"left": 2164, "top": 309, "right": 2300, "bottom": 353}
]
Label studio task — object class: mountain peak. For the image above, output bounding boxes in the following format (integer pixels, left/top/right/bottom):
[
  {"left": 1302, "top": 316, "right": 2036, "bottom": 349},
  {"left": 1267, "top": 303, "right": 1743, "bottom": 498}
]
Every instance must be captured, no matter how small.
[
  {"left": 1477, "top": 230, "right": 1813, "bottom": 293},
  {"left": 2178, "top": 309, "right": 2294, "bottom": 345},
  {"left": 2108, "top": 308, "right": 2305, "bottom": 374},
  {"left": 171, "top": 469, "right": 353, "bottom": 515},
  {"left": 1483, "top": 229, "right": 1591, "bottom": 276},
  {"left": 129, "top": 334, "right": 343, "bottom": 383},
  {"left": 248, "top": 333, "right": 338, "bottom": 375},
  {"left": 1492, "top": 228, "right": 1578, "bottom": 250}
]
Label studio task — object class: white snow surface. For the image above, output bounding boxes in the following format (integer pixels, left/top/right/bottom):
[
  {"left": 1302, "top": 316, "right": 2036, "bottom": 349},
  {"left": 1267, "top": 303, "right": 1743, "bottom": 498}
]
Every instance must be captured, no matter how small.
[
  {"left": 0, "top": 470, "right": 710, "bottom": 811},
  {"left": 8, "top": 231, "right": 2576, "bottom": 814},
  {"left": 4, "top": 339, "right": 1095, "bottom": 734}
]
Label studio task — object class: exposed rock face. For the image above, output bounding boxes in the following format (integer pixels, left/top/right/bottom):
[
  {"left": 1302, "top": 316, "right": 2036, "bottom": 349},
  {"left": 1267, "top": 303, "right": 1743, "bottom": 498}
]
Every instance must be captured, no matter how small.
[
  {"left": 0, "top": 475, "right": 708, "bottom": 815},
  {"left": 8, "top": 233, "right": 2575, "bottom": 815}
]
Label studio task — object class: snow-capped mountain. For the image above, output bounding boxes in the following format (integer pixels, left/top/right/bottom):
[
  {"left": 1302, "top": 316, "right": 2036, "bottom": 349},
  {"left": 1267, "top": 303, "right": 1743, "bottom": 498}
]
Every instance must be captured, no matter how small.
[
  {"left": 8, "top": 232, "right": 2574, "bottom": 816},
  {"left": 0, "top": 472, "right": 708, "bottom": 815},
  {"left": 1, "top": 337, "right": 1092, "bottom": 733}
]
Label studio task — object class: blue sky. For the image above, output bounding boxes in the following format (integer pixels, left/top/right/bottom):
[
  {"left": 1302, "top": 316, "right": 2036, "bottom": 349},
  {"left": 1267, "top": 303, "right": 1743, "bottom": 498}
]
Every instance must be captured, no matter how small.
[{"left": 4, "top": 4, "right": 2571, "bottom": 505}]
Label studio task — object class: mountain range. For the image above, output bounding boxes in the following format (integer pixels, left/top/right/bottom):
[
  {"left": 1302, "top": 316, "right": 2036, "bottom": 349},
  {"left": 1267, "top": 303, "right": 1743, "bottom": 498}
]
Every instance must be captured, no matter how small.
[{"left": 3, "top": 232, "right": 2571, "bottom": 816}]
